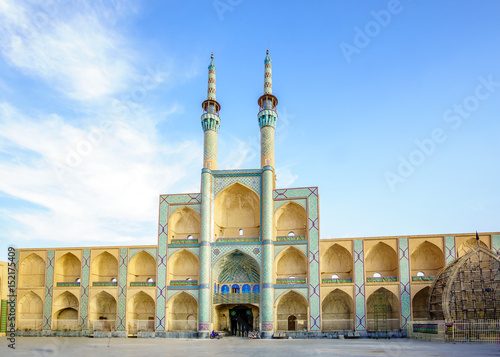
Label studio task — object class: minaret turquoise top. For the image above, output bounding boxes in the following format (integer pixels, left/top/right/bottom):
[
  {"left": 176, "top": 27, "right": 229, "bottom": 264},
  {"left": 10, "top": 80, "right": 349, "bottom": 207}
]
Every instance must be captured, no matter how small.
[
  {"left": 202, "top": 53, "right": 221, "bottom": 132},
  {"left": 258, "top": 50, "right": 278, "bottom": 129},
  {"left": 264, "top": 49, "right": 272, "bottom": 95}
]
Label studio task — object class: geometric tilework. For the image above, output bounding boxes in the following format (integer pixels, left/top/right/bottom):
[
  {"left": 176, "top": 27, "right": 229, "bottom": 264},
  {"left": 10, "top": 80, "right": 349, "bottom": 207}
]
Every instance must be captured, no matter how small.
[
  {"left": 398, "top": 238, "right": 411, "bottom": 329},
  {"left": 129, "top": 248, "right": 157, "bottom": 261},
  {"left": 43, "top": 250, "right": 55, "bottom": 330},
  {"left": 116, "top": 248, "right": 128, "bottom": 331},
  {"left": 261, "top": 168, "right": 274, "bottom": 331},
  {"left": 273, "top": 186, "right": 321, "bottom": 331},
  {"left": 80, "top": 249, "right": 91, "bottom": 330},
  {"left": 156, "top": 197, "right": 169, "bottom": 331},
  {"left": 444, "top": 236, "right": 456, "bottom": 264},
  {"left": 204, "top": 130, "right": 218, "bottom": 169},
  {"left": 211, "top": 245, "right": 262, "bottom": 267},
  {"left": 353, "top": 240, "right": 366, "bottom": 331},
  {"left": 492, "top": 235, "right": 500, "bottom": 255},
  {"left": 260, "top": 126, "right": 275, "bottom": 168},
  {"left": 199, "top": 171, "right": 211, "bottom": 331},
  {"left": 161, "top": 193, "right": 202, "bottom": 205},
  {"left": 213, "top": 173, "right": 261, "bottom": 198}
]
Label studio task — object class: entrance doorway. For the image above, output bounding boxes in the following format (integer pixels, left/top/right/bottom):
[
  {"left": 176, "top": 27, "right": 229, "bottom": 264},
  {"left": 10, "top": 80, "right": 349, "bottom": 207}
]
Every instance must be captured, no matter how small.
[
  {"left": 288, "top": 315, "right": 297, "bottom": 331},
  {"left": 229, "top": 306, "right": 253, "bottom": 336}
]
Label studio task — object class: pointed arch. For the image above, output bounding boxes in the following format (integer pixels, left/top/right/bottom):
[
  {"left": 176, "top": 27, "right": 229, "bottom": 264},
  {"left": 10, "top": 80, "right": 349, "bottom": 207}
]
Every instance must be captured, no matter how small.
[
  {"left": 90, "top": 252, "right": 118, "bottom": 283},
  {"left": 276, "top": 246, "right": 307, "bottom": 281},
  {"left": 214, "top": 182, "right": 261, "bottom": 239},
  {"left": 18, "top": 291, "right": 43, "bottom": 330},
  {"left": 212, "top": 249, "right": 260, "bottom": 284},
  {"left": 167, "top": 291, "right": 198, "bottom": 331},
  {"left": 20, "top": 253, "right": 45, "bottom": 287},
  {"left": 321, "top": 244, "right": 353, "bottom": 280},
  {"left": 127, "top": 291, "right": 155, "bottom": 321},
  {"left": 128, "top": 250, "right": 156, "bottom": 283},
  {"left": 53, "top": 291, "right": 79, "bottom": 330},
  {"left": 168, "top": 206, "right": 201, "bottom": 242},
  {"left": 274, "top": 201, "right": 307, "bottom": 238},
  {"left": 55, "top": 253, "right": 81, "bottom": 283},
  {"left": 275, "top": 290, "right": 308, "bottom": 331},
  {"left": 89, "top": 291, "right": 117, "bottom": 322},
  {"left": 366, "top": 287, "right": 400, "bottom": 331},
  {"left": 365, "top": 242, "right": 398, "bottom": 279},
  {"left": 411, "top": 241, "right": 444, "bottom": 277},
  {"left": 168, "top": 249, "right": 200, "bottom": 284},
  {"left": 412, "top": 287, "right": 430, "bottom": 321},
  {"left": 321, "top": 289, "right": 354, "bottom": 331}
]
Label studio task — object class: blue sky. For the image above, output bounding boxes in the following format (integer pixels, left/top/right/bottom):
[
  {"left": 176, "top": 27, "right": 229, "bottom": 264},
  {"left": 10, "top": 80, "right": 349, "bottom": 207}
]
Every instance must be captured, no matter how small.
[{"left": 0, "top": 0, "right": 499, "bottom": 261}]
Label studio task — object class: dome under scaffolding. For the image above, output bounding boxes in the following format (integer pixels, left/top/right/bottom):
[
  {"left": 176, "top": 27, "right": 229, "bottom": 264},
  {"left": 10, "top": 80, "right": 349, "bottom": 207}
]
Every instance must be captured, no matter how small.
[{"left": 429, "top": 245, "right": 500, "bottom": 321}]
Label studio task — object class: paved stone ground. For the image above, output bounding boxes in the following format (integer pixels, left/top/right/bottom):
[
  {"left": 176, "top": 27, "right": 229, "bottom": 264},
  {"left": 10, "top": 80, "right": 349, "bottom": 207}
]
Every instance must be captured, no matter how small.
[{"left": 2, "top": 337, "right": 499, "bottom": 356}]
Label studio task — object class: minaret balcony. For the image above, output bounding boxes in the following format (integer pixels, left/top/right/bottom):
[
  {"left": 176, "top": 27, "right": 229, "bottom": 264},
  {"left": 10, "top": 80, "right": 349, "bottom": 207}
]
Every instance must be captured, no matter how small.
[{"left": 201, "top": 113, "right": 220, "bottom": 131}]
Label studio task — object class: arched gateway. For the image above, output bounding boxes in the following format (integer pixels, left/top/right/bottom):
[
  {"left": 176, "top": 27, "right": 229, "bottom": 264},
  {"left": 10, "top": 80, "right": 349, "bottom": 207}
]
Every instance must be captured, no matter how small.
[{"left": 212, "top": 250, "right": 260, "bottom": 335}]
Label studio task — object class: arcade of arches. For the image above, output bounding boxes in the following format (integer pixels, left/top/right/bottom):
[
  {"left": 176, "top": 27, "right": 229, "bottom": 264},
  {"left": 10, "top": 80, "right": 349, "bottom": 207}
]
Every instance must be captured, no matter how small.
[{"left": 12, "top": 233, "right": 500, "bottom": 335}]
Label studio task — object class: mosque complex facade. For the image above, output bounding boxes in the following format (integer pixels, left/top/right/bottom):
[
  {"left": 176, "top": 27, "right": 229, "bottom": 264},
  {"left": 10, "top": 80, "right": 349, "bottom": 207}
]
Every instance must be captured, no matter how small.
[{"left": 7, "top": 52, "right": 500, "bottom": 338}]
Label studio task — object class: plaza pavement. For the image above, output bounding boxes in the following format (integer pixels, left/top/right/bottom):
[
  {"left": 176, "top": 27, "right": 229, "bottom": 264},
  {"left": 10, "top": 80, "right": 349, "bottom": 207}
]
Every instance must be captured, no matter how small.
[{"left": 2, "top": 336, "right": 499, "bottom": 356}]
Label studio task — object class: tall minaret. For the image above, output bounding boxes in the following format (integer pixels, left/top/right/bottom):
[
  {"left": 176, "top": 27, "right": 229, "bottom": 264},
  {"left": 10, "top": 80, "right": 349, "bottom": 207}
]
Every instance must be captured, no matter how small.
[
  {"left": 201, "top": 53, "right": 221, "bottom": 170},
  {"left": 258, "top": 49, "right": 278, "bottom": 169},
  {"left": 259, "top": 50, "right": 278, "bottom": 337},
  {"left": 199, "top": 54, "right": 220, "bottom": 335}
]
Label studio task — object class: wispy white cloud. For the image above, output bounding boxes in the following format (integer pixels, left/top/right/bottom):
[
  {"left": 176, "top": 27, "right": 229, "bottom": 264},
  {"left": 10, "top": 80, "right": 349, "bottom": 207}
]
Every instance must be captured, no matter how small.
[
  {"left": 0, "top": 0, "right": 136, "bottom": 100},
  {"left": 0, "top": 102, "right": 202, "bottom": 246}
]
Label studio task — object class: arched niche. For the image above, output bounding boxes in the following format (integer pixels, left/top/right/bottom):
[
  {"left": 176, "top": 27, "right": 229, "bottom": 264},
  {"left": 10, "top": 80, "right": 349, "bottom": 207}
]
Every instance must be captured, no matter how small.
[
  {"left": 411, "top": 241, "right": 444, "bottom": 277},
  {"left": 127, "top": 291, "right": 155, "bottom": 322},
  {"left": 53, "top": 291, "right": 79, "bottom": 330},
  {"left": 412, "top": 287, "right": 430, "bottom": 321},
  {"left": 90, "top": 252, "right": 118, "bottom": 283},
  {"left": 457, "top": 238, "right": 488, "bottom": 257},
  {"left": 18, "top": 291, "right": 43, "bottom": 330},
  {"left": 366, "top": 287, "right": 400, "bottom": 331},
  {"left": 89, "top": 291, "right": 117, "bottom": 322},
  {"left": 276, "top": 291, "right": 308, "bottom": 331},
  {"left": 321, "top": 244, "right": 353, "bottom": 280},
  {"left": 276, "top": 247, "right": 307, "bottom": 281},
  {"left": 167, "top": 292, "right": 198, "bottom": 331},
  {"left": 20, "top": 254, "right": 45, "bottom": 287},
  {"left": 55, "top": 253, "right": 81, "bottom": 283},
  {"left": 214, "top": 183, "right": 260, "bottom": 239},
  {"left": 128, "top": 251, "right": 156, "bottom": 283},
  {"left": 168, "top": 206, "right": 201, "bottom": 242},
  {"left": 168, "top": 250, "right": 200, "bottom": 284},
  {"left": 365, "top": 242, "right": 398, "bottom": 279},
  {"left": 321, "top": 289, "right": 354, "bottom": 331},
  {"left": 213, "top": 250, "right": 260, "bottom": 286},
  {"left": 274, "top": 202, "right": 307, "bottom": 238}
]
